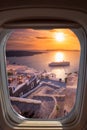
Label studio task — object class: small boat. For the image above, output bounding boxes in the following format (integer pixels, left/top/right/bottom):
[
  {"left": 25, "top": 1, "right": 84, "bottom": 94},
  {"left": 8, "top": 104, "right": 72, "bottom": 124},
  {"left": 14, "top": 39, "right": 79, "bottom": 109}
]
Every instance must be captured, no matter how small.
[{"left": 49, "top": 61, "right": 70, "bottom": 67}]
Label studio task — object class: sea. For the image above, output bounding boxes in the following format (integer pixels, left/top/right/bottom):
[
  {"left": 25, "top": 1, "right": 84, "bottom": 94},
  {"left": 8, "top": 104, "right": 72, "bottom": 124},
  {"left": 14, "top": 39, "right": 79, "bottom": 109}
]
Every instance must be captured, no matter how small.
[{"left": 7, "top": 51, "right": 80, "bottom": 80}]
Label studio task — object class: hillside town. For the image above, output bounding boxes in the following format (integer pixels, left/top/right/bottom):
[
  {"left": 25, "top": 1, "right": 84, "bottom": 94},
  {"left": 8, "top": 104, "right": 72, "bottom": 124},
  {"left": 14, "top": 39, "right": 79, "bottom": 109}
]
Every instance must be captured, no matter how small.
[{"left": 7, "top": 64, "right": 78, "bottom": 119}]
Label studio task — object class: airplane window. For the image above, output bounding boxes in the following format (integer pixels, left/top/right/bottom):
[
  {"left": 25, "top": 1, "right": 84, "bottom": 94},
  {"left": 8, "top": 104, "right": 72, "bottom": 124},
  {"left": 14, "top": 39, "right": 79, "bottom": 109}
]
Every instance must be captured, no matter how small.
[{"left": 6, "top": 28, "right": 80, "bottom": 119}]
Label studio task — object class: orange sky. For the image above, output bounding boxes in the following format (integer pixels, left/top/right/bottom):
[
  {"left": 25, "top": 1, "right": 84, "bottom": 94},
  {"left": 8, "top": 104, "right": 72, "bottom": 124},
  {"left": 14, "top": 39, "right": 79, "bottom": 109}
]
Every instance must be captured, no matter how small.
[{"left": 7, "top": 29, "right": 80, "bottom": 51}]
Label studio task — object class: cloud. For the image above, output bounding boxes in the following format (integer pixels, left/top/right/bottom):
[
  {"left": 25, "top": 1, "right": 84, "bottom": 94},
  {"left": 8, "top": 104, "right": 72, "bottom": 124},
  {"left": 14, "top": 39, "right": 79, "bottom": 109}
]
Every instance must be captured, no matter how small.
[
  {"left": 6, "top": 42, "right": 34, "bottom": 50},
  {"left": 6, "top": 28, "right": 80, "bottom": 51},
  {"left": 36, "top": 36, "right": 53, "bottom": 39}
]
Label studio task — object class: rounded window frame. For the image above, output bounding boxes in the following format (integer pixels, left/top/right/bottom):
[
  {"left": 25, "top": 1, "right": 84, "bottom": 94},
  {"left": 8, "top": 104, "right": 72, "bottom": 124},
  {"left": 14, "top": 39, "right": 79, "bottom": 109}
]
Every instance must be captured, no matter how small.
[{"left": 0, "top": 8, "right": 87, "bottom": 130}]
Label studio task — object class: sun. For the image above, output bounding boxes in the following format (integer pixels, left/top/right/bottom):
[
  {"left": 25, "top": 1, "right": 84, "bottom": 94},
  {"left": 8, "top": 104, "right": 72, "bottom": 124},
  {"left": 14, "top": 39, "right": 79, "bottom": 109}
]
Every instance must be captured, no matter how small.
[{"left": 55, "top": 32, "right": 65, "bottom": 42}]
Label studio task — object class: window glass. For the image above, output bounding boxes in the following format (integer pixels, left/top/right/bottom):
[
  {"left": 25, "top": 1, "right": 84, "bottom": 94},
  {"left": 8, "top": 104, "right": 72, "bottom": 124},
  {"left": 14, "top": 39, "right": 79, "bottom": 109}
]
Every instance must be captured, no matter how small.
[{"left": 6, "top": 28, "right": 80, "bottom": 119}]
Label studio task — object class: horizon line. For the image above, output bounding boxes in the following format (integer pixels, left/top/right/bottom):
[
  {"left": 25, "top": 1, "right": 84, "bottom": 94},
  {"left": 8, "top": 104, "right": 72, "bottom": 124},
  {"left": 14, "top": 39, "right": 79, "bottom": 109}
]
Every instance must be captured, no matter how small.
[{"left": 6, "top": 49, "right": 80, "bottom": 51}]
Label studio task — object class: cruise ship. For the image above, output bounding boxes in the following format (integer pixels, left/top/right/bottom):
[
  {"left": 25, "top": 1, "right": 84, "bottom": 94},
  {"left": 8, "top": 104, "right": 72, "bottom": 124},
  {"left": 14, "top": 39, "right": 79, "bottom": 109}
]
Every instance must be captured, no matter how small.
[{"left": 49, "top": 61, "right": 70, "bottom": 67}]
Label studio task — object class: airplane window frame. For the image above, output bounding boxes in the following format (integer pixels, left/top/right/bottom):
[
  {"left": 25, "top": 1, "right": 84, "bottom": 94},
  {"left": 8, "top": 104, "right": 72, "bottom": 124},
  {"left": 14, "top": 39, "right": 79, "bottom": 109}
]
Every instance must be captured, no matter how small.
[{"left": 0, "top": 8, "right": 87, "bottom": 130}]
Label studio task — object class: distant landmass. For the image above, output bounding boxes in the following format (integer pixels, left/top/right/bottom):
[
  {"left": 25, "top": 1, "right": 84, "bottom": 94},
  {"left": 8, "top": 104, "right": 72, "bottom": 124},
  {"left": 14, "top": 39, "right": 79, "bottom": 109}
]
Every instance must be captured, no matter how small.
[
  {"left": 6, "top": 50, "right": 46, "bottom": 57},
  {"left": 46, "top": 49, "right": 80, "bottom": 52},
  {"left": 6, "top": 50, "right": 80, "bottom": 57}
]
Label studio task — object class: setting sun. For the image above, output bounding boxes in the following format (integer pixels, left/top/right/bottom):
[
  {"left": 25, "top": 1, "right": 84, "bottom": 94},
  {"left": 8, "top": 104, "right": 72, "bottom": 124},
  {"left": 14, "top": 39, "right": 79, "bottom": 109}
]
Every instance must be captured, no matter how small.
[
  {"left": 7, "top": 29, "right": 80, "bottom": 51},
  {"left": 55, "top": 32, "right": 65, "bottom": 42},
  {"left": 55, "top": 52, "right": 64, "bottom": 62}
]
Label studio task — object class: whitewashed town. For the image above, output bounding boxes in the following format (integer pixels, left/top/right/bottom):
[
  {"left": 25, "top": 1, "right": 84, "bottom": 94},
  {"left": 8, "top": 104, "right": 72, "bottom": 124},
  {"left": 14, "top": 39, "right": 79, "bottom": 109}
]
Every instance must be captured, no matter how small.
[{"left": 7, "top": 63, "right": 78, "bottom": 119}]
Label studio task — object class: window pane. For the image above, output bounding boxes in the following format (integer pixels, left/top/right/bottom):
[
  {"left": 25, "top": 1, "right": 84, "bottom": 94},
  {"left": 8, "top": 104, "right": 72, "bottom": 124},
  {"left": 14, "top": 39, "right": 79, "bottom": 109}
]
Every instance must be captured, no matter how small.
[{"left": 6, "top": 28, "right": 80, "bottom": 119}]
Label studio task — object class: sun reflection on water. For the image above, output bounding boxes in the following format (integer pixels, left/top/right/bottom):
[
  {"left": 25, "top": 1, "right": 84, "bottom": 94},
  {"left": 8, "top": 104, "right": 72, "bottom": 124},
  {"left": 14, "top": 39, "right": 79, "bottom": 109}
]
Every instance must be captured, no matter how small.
[{"left": 55, "top": 52, "right": 64, "bottom": 62}]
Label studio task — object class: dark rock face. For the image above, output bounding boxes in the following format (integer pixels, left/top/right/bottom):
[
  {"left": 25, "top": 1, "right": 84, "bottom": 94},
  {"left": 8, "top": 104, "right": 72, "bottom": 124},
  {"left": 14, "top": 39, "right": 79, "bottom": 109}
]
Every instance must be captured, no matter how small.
[{"left": 11, "top": 101, "right": 41, "bottom": 118}]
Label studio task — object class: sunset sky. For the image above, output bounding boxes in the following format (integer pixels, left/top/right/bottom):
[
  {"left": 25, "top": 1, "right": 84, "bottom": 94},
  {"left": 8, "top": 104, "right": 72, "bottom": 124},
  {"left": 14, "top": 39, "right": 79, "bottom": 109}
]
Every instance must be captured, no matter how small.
[{"left": 7, "top": 29, "right": 80, "bottom": 51}]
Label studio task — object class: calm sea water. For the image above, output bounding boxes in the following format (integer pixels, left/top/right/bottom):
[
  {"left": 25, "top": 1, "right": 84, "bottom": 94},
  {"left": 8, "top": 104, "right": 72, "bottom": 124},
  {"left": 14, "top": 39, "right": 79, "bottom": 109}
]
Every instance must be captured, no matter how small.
[{"left": 7, "top": 51, "right": 80, "bottom": 80}]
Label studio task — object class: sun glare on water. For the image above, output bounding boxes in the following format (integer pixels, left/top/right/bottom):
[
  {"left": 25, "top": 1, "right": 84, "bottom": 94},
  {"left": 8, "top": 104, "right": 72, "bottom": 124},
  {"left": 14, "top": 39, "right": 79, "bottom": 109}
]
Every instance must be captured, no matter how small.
[{"left": 55, "top": 52, "right": 64, "bottom": 62}]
